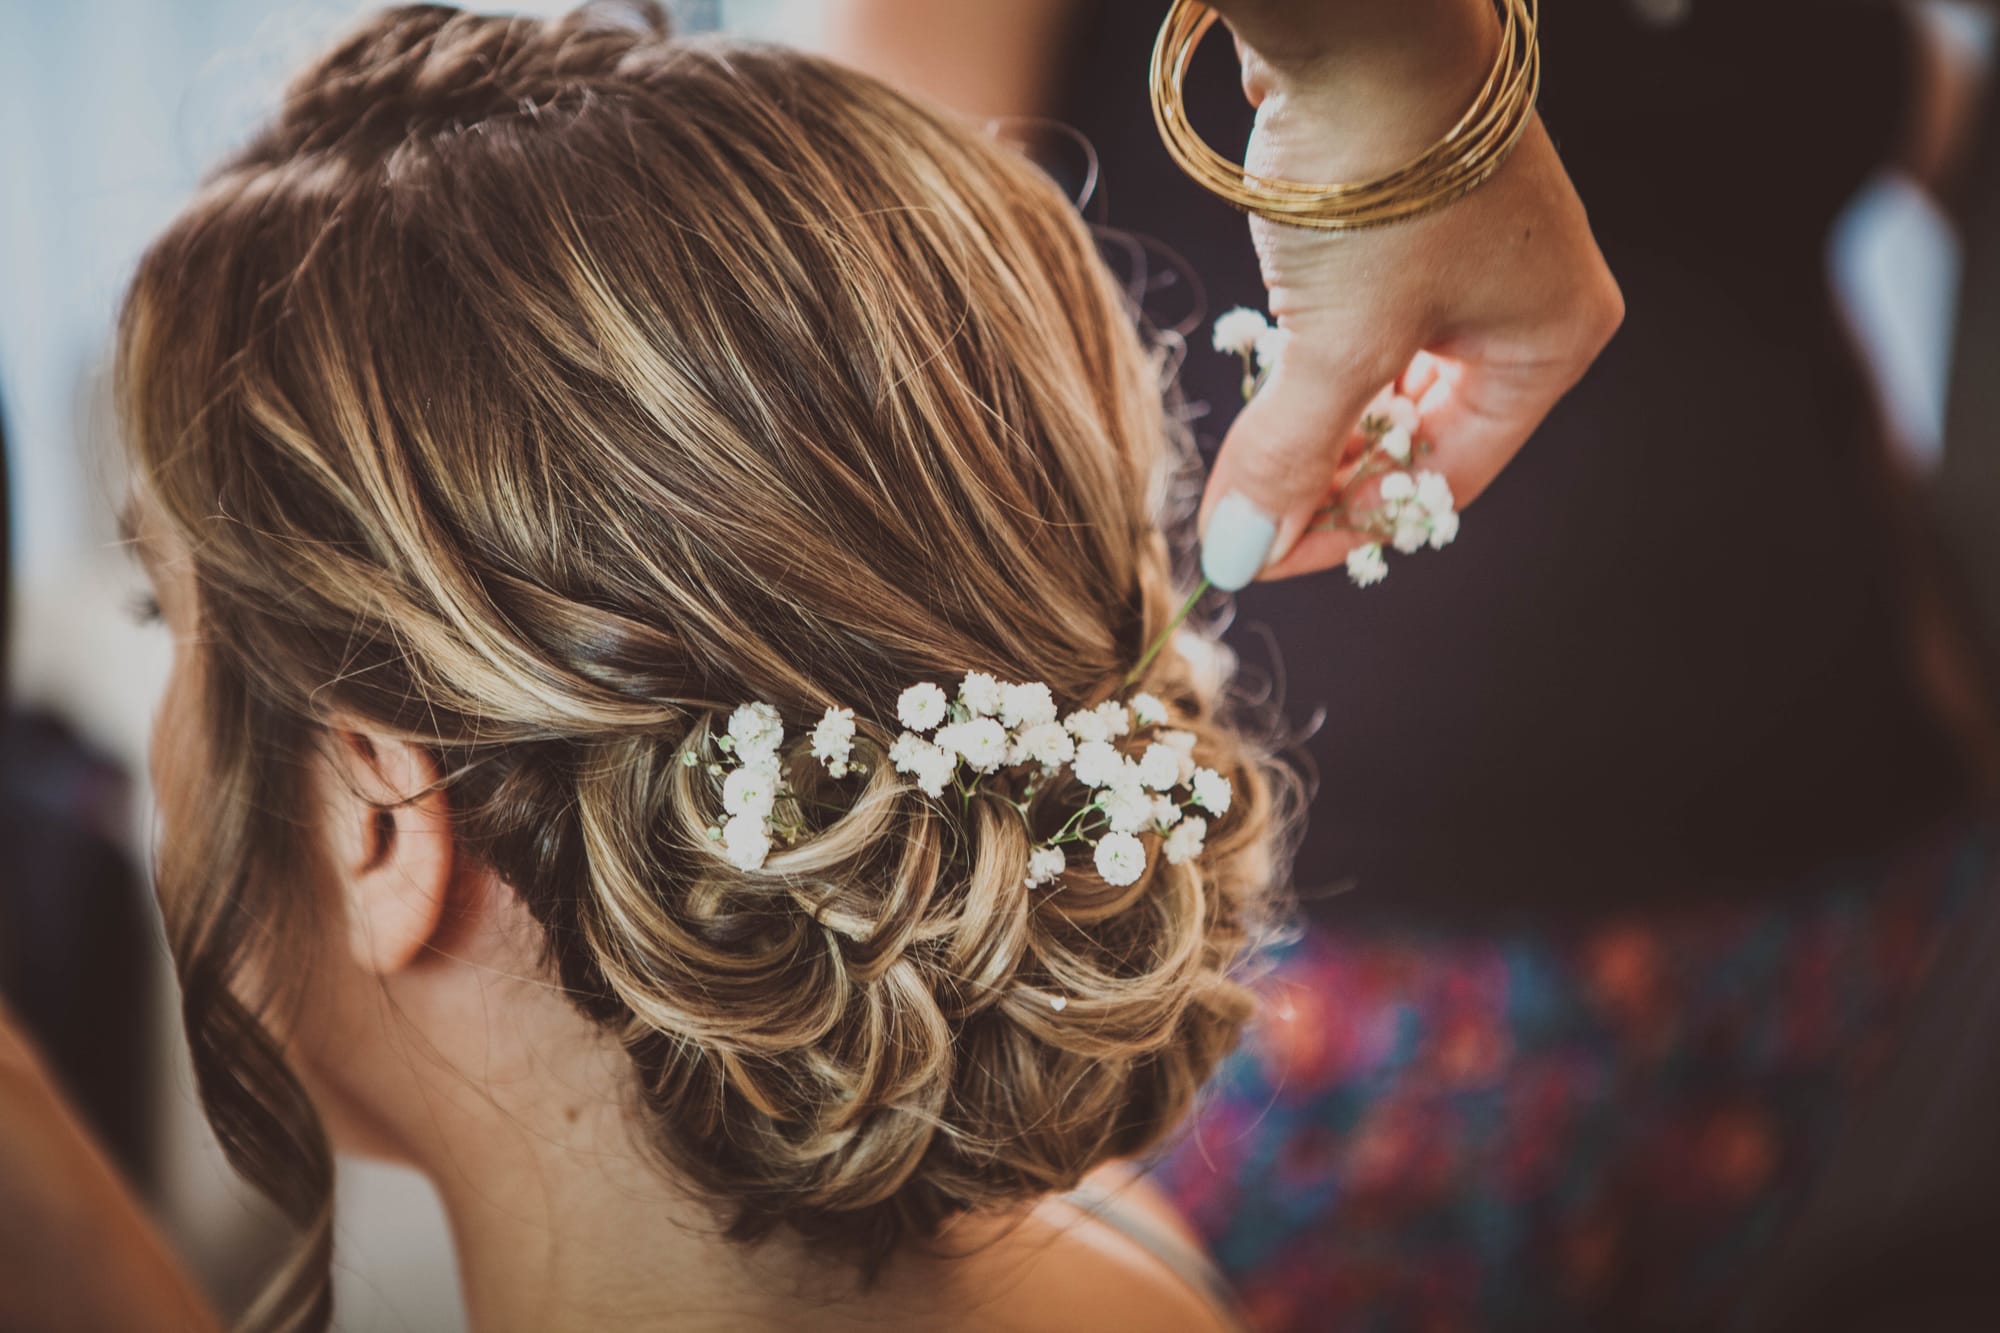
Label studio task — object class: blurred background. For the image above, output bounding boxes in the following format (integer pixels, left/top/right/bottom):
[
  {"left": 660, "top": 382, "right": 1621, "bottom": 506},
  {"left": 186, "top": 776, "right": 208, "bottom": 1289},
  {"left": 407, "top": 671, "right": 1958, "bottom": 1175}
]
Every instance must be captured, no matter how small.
[{"left": 2, "top": 0, "right": 1997, "bottom": 1329}]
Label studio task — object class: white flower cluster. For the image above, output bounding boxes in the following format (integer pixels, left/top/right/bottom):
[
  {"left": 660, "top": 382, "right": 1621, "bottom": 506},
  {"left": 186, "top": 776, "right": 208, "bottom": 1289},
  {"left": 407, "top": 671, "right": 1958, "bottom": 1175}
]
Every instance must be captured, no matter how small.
[
  {"left": 1212, "top": 309, "right": 1463, "bottom": 590},
  {"left": 888, "top": 674, "right": 1229, "bottom": 891},
  {"left": 694, "top": 675, "right": 1233, "bottom": 888},
  {"left": 811, "top": 706, "right": 856, "bottom": 777},
  {"left": 695, "top": 702, "right": 794, "bottom": 872},
  {"left": 1341, "top": 400, "right": 1458, "bottom": 589},
  {"left": 1212, "top": 305, "right": 1289, "bottom": 398},
  {"left": 695, "top": 700, "right": 874, "bottom": 872}
]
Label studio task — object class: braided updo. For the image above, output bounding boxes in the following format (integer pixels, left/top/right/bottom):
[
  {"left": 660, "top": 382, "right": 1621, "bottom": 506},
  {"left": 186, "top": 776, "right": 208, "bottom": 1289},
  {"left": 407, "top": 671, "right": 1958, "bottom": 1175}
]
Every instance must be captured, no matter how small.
[{"left": 117, "top": 4, "right": 1292, "bottom": 1328}]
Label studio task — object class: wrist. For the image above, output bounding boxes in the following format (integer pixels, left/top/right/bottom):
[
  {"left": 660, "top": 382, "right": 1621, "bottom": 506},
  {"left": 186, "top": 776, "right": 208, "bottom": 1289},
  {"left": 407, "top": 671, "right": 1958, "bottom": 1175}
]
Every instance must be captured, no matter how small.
[{"left": 1217, "top": 0, "right": 1504, "bottom": 178}]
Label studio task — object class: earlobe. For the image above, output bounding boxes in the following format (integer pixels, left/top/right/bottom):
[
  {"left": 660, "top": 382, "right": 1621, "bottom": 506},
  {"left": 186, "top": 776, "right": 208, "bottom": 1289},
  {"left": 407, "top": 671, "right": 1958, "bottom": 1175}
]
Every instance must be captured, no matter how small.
[{"left": 328, "top": 731, "right": 455, "bottom": 978}]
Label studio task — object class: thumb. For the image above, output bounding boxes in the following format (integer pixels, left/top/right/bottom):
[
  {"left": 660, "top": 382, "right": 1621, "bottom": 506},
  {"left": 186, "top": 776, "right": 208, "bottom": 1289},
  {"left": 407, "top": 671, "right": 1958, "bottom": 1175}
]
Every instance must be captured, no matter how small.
[{"left": 1197, "top": 339, "right": 1402, "bottom": 589}]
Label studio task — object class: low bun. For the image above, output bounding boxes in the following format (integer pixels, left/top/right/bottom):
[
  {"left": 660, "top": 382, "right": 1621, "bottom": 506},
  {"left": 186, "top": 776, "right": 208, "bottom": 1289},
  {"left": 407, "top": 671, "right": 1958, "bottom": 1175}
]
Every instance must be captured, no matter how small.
[{"left": 462, "top": 695, "right": 1276, "bottom": 1261}]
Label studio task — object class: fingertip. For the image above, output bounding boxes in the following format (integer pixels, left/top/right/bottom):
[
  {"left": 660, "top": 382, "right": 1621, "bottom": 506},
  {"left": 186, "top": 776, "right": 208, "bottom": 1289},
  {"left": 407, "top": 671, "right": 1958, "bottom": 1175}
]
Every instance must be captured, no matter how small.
[
  {"left": 1199, "top": 491, "right": 1278, "bottom": 592},
  {"left": 1400, "top": 349, "right": 1441, "bottom": 400},
  {"left": 1417, "top": 374, "right": 1454, "bottom": 417}
]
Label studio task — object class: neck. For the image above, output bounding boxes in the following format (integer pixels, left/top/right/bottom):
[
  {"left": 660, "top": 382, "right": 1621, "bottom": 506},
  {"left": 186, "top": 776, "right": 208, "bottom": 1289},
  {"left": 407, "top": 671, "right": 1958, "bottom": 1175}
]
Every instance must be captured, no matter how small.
[
  {"left": 328, "top": 888, "right": 1029, "bottom": 1331},
  {"left": 396, "top": 983, "right": 828, "bottom": 1331},
  {"left": 426, "top": 1060, "right": 715, "bottom": 1331},
  {"left": 383, "top": 970, "right": 1006, "bottom": 1331},
  {"left": 428, "top": 1075, "right": 1029, "bottom": 1332}
]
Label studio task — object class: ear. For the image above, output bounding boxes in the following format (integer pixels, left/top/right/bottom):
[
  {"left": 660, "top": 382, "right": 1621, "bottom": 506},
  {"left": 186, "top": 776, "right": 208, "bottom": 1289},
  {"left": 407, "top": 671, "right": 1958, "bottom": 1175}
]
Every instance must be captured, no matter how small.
[{"left": 321, "top": 731, "right": 455, "bottom": 977}]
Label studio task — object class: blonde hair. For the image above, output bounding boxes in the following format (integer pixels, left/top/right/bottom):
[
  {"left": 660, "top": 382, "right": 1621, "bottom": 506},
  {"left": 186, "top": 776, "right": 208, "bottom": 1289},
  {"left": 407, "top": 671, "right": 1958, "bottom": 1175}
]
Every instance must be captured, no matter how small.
[{"left": 118, "top": 4, "right": 1292, "bottom": 1327}]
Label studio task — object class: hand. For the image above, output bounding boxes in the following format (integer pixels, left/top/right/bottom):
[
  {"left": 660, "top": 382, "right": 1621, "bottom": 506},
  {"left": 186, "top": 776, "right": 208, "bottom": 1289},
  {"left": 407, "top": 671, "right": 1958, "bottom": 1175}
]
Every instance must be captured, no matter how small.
[
  {"left": 0, "top": 997, "right": 220, "bottom": 1333},
  {"left": 1196, "top": 0, "right": 1624, "bottom": 587}
]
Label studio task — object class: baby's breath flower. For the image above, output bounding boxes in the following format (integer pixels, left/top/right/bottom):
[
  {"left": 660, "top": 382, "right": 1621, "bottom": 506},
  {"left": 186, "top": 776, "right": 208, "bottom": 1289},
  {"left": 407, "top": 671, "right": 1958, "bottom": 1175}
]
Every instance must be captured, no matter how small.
[
  {"left": 1025, "top": 845, "right": 1066, "bottom": 889},
  {"left": 1072, "top": 739, "right": 1126, "bottom": 789},
  {"left": 727, "top": 702, "right": 784, "bottom": 756},
  {"left": 1392, "top": 514, "right": 1430, "bottom": 555},
  {"left": 1379, "top": 471, "right": 1416, "bottom": 503},
  {"left": 1000, "top": 681, "right": 1058, "bottom": 729},
  {"left": 721, "top": 813, "right": 772, "bottom": 872},
  {"left": 1129, "top": 692, "right": 1169, "bottom": 727},
  {"left": 1429, "top": 509, "right": 1461, "bottom": 549},
  {"left": 1379, "top": 425, "right": 1413, "bottom": 463},
  {"left": 914, "top": 750, "right": 956, "bottom": 797},
  {"left": 1381, "top": 394, "right": 1421, "bottom": 434},
  {"left": 897, "top": 682, "right": 948, "bottom": 732},
  {"left": 1163, "top": 816, "right": 1208, "bottom": 866},
  {"left": 958, "top": 671, "right": 1004, "bottom": 717},
  {"left": 1094, "top": 831, "right": 1148, "bottom": 886},
  {"left": 937, "top": 717, "right": 1009, "bottom": 774},
  {"left": 1064, "top": 708, "right": 1111, "bottom": 744},
  {"left": 722, "top": 766, "right": 778, "bottom": 819},
  {"left": 1211, "top": 306, "right": 1271, "bottom": 357},
  {"left": 1416, "top": 470, "right": 1455, "bottom": 516},
  {"left": 738, "top": 746, "right": 783, "bottom": 776},
  {"left": 1092, "top": 700, "right": 1133, "bottom": 738},
  {"left": 890, "top": 731, "right": 958, "bottom": 795},
  {"left": 887, "top": 731, "right": 927, "bottom": 773},
  {"left": 1191, "top": 766, "right": 1232, "bottom": 815},
  {"left": 1138, "top": 743, "right": 1184, "bottom": 793},
  {"left": 1016, "top": 720, "right": 1075, "bottom": 769},
  {"left": 810, "top": 706, "right": 856, "bottom": 776},
  {"left": 1153, "top": 796, "right": 1183, "bottom": 830},
  {"left": 1099, "top": 782, "right": 1156, "bottom": 835},
  {"left": 1346, "top": 543, "right": 1388, "bottom": 588}
]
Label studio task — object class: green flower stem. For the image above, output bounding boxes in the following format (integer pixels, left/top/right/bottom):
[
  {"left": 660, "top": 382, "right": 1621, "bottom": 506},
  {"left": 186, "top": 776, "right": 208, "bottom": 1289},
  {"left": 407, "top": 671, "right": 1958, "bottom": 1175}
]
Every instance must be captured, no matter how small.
[
  {"left": 1124, "top": 579, "right": 1208, "bottom": 688},
  {"left": 1047, "top": 810, "right": 1107, "bottom": 847},
  {"left": 1047, "top": 800, "right": 1108, "bottom": 846},
  {"left": 1314, "top": 507, "right": 1396, "bottom": 538},
  {"left": 1310, "top": 429, "right": 1434, "bottom": 516},
  {"left": 1312, "top": 439, "right": 1441, "bottom": 538}
]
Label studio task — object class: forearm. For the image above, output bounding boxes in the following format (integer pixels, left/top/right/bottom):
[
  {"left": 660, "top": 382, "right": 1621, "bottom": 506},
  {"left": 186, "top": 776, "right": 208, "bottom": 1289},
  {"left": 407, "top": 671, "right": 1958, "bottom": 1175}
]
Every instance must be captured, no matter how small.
[
  {"left": 1200, "top": 0, "right": 1507, "bottom": 177},
  {"left": 1200, "top": 0, "right": 1494, "bottom": 78},
  {"left": 821, "top": 0, "right": 1078, "bottom": 120},
  {"left": 1, "top": 1024, "right": 221, "bottom": 1333}
]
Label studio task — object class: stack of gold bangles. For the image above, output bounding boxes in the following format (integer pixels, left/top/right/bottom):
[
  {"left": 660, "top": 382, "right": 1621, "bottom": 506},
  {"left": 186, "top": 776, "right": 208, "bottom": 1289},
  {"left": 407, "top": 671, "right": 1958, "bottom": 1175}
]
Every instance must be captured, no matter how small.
[{"left": 1150, "top": 0, "right": 1540, "bottom": 232}]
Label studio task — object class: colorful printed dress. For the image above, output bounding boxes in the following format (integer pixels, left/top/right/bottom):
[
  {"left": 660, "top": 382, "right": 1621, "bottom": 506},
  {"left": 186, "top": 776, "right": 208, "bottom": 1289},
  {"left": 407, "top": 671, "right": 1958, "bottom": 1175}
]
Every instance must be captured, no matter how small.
[{"left": 1147, "top": 823, "right": 1991, "bottom": 1332}]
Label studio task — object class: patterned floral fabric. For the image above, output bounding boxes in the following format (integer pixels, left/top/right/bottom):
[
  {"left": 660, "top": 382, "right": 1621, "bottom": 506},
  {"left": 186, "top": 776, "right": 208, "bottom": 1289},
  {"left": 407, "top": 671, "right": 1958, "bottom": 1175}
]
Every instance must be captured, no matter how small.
[{"left": 1148, "top": 823, "right": 1991, "bottom": 1333}]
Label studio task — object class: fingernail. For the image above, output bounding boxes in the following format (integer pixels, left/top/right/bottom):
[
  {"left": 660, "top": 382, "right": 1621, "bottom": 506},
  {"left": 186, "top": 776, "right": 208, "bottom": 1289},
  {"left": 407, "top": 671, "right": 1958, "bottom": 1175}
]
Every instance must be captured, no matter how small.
[{"left": 1201, "top": 492, "right": 1277, "bottom": 592}]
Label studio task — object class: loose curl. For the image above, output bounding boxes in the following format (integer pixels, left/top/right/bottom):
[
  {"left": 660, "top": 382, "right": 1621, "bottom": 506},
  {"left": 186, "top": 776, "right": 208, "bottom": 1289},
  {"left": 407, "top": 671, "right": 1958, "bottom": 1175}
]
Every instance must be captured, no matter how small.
[{"left": 117, "top": 4, "right": 1297, "bottom": 1328}]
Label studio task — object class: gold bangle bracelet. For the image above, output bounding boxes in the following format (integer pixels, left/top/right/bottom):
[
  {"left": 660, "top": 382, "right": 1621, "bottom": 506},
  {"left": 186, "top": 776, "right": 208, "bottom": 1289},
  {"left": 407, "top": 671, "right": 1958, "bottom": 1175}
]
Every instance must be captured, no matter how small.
[{"left": 1150, "top": 0, "right": 1541, "bottom": 232}]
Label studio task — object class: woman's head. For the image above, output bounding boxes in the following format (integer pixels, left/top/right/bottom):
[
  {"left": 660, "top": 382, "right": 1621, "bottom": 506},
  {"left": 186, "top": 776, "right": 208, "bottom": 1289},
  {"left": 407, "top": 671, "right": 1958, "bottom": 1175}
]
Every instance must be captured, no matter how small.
[{"left": 120, "top": 2, "right": 1286, "bottom": 1324}]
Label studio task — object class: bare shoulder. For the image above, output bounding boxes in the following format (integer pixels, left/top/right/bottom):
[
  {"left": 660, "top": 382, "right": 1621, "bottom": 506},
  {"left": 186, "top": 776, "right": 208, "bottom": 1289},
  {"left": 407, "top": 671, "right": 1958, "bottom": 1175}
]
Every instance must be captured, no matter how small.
[{"left": 946, "top": 1169, "right": 1236, "bottom": 1333}]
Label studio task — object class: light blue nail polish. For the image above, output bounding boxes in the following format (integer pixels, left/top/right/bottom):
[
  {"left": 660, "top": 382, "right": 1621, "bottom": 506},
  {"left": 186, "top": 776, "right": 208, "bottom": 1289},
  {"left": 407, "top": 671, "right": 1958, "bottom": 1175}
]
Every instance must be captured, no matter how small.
[{"left": 1201, "top": 492, "right": 1277, "bottom": 592}]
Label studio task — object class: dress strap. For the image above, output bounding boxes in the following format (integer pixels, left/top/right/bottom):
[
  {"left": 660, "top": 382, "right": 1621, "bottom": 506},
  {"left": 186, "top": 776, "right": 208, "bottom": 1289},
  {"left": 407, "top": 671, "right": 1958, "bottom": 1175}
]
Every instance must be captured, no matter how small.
[{"left": 1062, "top": 1176, "right": 1247, "bottom": 1331}]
